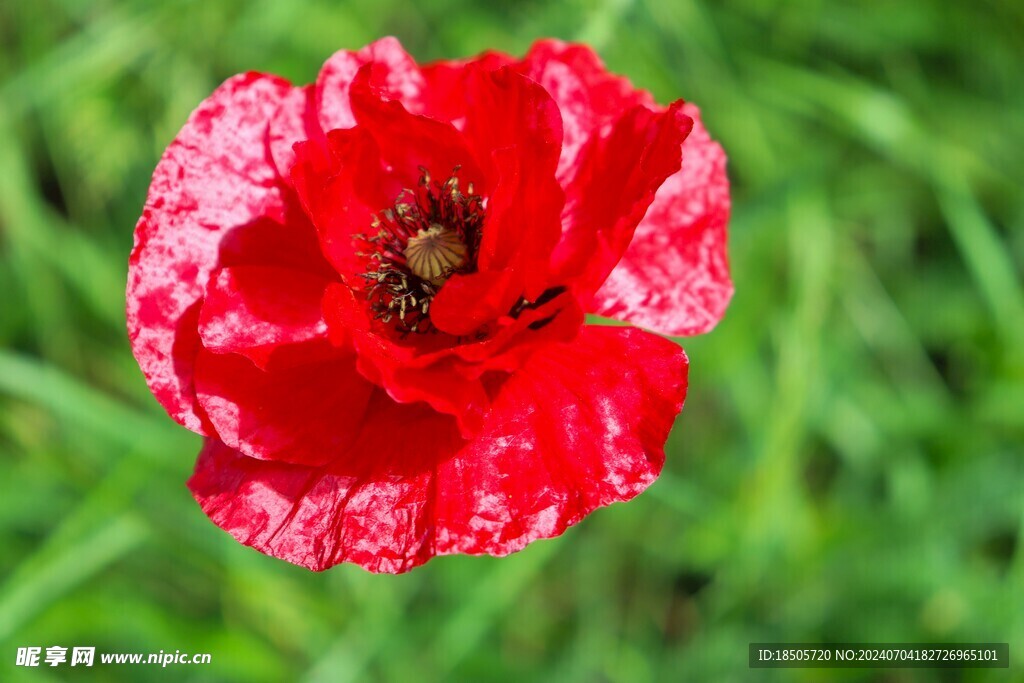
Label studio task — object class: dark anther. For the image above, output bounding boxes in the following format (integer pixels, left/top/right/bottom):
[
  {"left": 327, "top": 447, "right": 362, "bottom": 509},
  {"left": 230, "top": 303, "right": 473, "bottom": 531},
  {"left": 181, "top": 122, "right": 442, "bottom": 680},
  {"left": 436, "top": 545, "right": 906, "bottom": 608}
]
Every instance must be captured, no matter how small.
[
  {"left": 533, "top": 286, "right": 567, "bottom": 307},
  {"left": 527, "top": 313, "right": 559, "bottom": 330},
  {"left": 509, "top": 286, "right": 568, "bottom": 319}
]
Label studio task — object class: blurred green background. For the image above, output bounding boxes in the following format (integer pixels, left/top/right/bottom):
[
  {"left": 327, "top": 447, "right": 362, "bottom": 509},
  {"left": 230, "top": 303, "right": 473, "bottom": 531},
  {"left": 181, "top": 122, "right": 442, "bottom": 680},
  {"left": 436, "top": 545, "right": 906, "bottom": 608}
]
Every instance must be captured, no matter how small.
[{"left": 1, "top": 0, "right": 1022, "bottom": 681}]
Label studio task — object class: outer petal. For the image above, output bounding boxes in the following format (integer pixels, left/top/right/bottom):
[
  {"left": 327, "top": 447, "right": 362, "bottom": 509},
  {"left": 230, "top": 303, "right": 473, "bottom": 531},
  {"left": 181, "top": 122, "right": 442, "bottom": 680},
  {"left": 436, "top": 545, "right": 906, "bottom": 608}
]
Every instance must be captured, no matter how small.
[
  {"left": 553, "top": 102, "right": 693, "bottom": 300},
  {"left": 430, "top": 326, "right": 687, "bottom": 557},
  {"left": 194, "top": 346, "right": 374, "bottom": 467},
  {"left": 316, "top": 36, "right": 426, "bottom": 131},
  {"left": 188, "top": 326, "right": 687, "bottom": 573},
  {"left": 213, "top": 207, "right": 337, "bottom": 281},
  {"left": 127, "top": 72, "right": 294, "bottom": 433},
  {"left": 516, "top": 39, "right": 655, "bottom": 182},
  {"left": 197, "top": 266, "right": 330, "bottom": 369},
  {"left": 268, "top": 84, "right": 323, "bottom": 181},
  {"left": 189, "top": 393, "right": 464, "bottom": 573},
  {"left": 591, "top": 105, "right": 732, "bottom": 336}
]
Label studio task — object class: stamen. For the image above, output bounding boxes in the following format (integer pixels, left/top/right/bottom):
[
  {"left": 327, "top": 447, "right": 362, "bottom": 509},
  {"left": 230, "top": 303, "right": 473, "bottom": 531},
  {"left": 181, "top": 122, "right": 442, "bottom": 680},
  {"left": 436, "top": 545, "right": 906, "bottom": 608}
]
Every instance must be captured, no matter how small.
[{"left": 356, "top": 167, "right": 485, "bottom": 334}]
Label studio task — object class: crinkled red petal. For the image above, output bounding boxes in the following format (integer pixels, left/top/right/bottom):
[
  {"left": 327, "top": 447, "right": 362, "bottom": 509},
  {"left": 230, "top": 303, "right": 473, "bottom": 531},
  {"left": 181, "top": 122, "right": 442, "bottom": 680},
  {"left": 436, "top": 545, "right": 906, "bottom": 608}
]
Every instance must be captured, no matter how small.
[
  {"left": 516, "top": 39, "right": 656, "bottom": 183},
  {"left": 592, "top": 104, "right": 732, "bottom": 335},
  {"left": 430, "top": 326, "right": 687, "bottom": 559},
  {"left": 316, "top": 36, "right": 427, "bottom": 131},
  {"left": 197, "top": 265, "right": 331, "bottom": 369},
  {"left": 194, "top": 345, "right": 374, "bottom": 467},
  {"left": 553, "top": 102, "right": 693, "bottom": 300},
  {"left": 189, "top": 391, "right": 464, "bottom": 573},
  {"left": 289, "top": 129, "right": 381, "bottom": 278},
  {"left": 213, "top": 207, "right": 337, "bottom": 281},
  {"left": 268, "top": 84, "right": 323, "bottom": 182},
  {"left": 460, "top": 67, "right": 565, "bottom": 298},
  {"left": 320, "top": 283, "right": 492, "bottom": 436},
  {"left": 419, "top": 51, "right": 517, "bottom": 122},
  {"left": 349, "top": 64, "right": 485, "bottom": 192},
  {"left": 188, "top": 326, "right": 687, "bottom": 573},
  {"left": 127, "top": 72, "right": 295, "bottom": 434},
  {"left": 428, "top": 269, "right": 524, "bottom": 337}
]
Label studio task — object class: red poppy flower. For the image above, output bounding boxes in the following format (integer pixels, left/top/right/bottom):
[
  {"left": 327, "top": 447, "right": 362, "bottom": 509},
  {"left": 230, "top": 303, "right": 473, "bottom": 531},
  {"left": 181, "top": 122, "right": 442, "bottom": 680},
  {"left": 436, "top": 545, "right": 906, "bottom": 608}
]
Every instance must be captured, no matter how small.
[{"left": 127, "top": 37, "right": 731, "bottom": 573}]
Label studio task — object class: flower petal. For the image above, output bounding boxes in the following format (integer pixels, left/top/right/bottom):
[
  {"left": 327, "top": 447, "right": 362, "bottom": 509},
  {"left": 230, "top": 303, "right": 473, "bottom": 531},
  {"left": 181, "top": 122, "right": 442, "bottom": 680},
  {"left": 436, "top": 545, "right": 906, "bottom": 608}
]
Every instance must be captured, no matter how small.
[
  {"left": 431, "top": 325, "right": 687, "bottom": 557},
  {"left": 189, "top": 394, "right": 464, "bottom": 573},
  {"left": 428, "top": 269, "right": 523, "bottom": 337},
  {"left": 289, "top": 129, "right": 382, "bottom": 278},
  {"left": 194, "top": 346, "right": 374, "bottom": 467},
  {"left": 127, "top": 72, "right": 293, "bottom": 434},
  {"left": 213, "top": 208, "right": 337, "bottom": 281},
  {"left": 316, "top": 36, "right": 426, "bottom": 131},
  {"left": 198, "top": 266, "right": 330, "bottom": 369},
  {"left": 480, "top": 147, "right": 565, "bottom": 300},
  {"left": 458, "top": 66, "right": 562, "bottom": 184},
  {"left": 349, "top": 65, "right": 484, "bottom": 191},
  {"left": 452, "top": 67, "right": 565, "bottom": 298},
  {"left": 321, "top": 283, "right": 492, "bottom": 436},
  {"left": 419, "top": 50, "right": 516, "bottom": 122},
  {"left": 516, "top": 39, "right": 655, "bottom": 182},
  {"left": 591, "top": 105, "right": 732, "bottom": 336},
  {"left": 188, "top": 325, "right": 686, "bottom": 572},
  {"left": 552, "top": 102, "right": 693, "bottom": 300},
  {"left": 268, "top": 84, "right": 323, "bottom": 181}
]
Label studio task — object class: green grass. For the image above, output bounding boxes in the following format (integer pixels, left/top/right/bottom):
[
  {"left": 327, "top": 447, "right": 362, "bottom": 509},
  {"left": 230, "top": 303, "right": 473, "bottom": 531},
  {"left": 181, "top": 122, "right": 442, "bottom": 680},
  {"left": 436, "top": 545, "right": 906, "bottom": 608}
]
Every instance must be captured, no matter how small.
[{"left": 1, "top": 0, "right": 1022, "bottom": 681}]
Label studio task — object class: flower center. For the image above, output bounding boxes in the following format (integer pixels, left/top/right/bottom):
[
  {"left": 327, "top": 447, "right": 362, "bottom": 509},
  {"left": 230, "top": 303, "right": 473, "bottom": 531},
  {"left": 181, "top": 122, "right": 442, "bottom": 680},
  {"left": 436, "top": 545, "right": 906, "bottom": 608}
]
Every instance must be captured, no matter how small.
[{"left": 356, "top": 167, "right": 484, "bottom": 334}]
